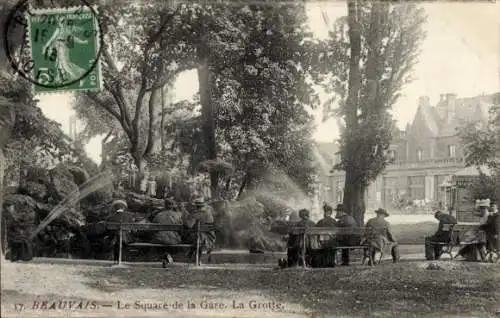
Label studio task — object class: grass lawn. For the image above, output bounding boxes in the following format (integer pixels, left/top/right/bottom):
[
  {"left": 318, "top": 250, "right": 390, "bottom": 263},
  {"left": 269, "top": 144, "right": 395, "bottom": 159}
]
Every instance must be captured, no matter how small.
[
  {"left": 392, "top": 221, "right": 437, "bottom": 245},
  {"left": 1, "top": 259, "right": 499, "bottom": 317}
]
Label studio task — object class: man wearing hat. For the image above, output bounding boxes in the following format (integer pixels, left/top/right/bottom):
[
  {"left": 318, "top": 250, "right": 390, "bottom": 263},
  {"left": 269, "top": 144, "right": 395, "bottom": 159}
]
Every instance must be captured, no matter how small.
[
  {"left": 317, "top": 203, "right": 338, "bottom": 227},
  {"left": 424, "top": 210, "right": 457, "bottom": 260},
  {"left": 476, "top": 199, "right": 491, "bottom": 225},
  {"left": 365, "top": 208, "right": 399, "bottom": 264},
  {"left": 480, "top": 201, "right": 499, "bottom": 261},
  {"left": 455, "top": 200, "right": 491, "bottom": 261},
  {"left": 184, "top": 197, "right": 215, "bottom": 263},
  {"left": 334, "top": 204, "right": 358, "bottom": 266},
  {"left": 314, "top": 203, "right": 338, "bottom": 267},
  {"left": 110, "top": 200, "right": 128, "bottom": 264}
]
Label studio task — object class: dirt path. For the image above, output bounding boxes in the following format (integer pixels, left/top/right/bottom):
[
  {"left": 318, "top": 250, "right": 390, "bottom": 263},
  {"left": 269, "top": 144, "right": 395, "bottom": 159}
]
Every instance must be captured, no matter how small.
[{"left": 1, "top": 258, "right": 499, "bottom": 318}]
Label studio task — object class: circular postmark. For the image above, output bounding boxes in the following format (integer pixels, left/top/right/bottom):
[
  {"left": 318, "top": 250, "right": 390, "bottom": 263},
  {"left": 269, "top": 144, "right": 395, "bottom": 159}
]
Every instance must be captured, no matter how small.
[{"left": 3, "top": 0, "right": 104, "bottom": 90}]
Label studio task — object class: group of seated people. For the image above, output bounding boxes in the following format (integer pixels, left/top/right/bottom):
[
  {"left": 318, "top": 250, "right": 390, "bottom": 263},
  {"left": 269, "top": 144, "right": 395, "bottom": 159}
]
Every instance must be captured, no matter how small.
[
  {"left": 284, "top": 199, "right": 499, "bottom": 268},
  {"left": 283, "top": 203, "right": 399, "bottom": 268},
  {"left": 425, "top": 200, "right": 499, "bottom": 262}
]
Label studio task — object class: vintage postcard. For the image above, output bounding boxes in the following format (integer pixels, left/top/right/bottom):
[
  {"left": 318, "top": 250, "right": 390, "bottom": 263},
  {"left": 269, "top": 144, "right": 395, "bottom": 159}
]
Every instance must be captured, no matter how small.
[{"left": 0, "top": 0, "right": 498, "bottom": 317}]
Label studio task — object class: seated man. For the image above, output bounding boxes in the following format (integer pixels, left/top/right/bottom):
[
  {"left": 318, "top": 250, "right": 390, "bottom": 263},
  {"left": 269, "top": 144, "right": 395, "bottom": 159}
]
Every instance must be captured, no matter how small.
[
  {"left": 334, "top": 204, "right": 358, "bottom": 266},
  {"left": 425, "top": 210, "right": 457, "bottom": 260},
  {"left": 314, "top": 203, "right": 338, "bottom": 267},
  {"left": 184, "top": 197, "right": 216, "bottom": 263},
  {"left": 286, "top": 208, "right": 316, "bottom": 267},
  {"left": 365, "top": 208, "right": 399, "bottom": 264}
]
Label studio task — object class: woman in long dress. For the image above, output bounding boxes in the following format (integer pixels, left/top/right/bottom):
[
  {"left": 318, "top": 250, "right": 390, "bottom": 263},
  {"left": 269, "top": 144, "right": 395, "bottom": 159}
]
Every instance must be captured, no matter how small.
[{"left": 41, "top": 18, "right": 89, "bottom": 85}]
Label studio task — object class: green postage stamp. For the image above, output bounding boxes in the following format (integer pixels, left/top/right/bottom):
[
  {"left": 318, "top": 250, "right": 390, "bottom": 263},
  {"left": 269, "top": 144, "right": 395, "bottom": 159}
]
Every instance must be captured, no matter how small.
[{"left": 26, "top": 6, "right": 102, "bottom": 94}]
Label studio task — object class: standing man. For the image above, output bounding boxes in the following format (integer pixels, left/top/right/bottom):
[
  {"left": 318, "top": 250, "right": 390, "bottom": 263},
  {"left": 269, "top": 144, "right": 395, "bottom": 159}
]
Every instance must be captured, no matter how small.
[
  {"left": 286, "top": 208, "right": 316, "bottom": 267},
  {"left": 480, "top": 201, "right": 499, "bottom": 261},
  {"left": 425, "top": 210, "right": 457, "bottom": 260},
  {"left": 456, "top": 200, "right": 491, "bottom": 261},
  {"left": 365, "top": 208, "right": 399, "bottom": 264},
  {"left": 110, "top": 200, "right": 128, "bottom": 265},
  {"left": 334, "top": 204, "right": 358, "bottom": 266}
]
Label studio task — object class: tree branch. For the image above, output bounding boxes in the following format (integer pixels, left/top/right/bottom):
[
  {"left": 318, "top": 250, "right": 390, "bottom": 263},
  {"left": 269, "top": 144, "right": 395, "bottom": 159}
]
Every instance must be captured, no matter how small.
[
  {"left": 84, "top": 92, "right": 121, "bottom": 120},
  {"left": 102, "top": 130, "right": 114, "bottom": 143},
  {"left": 102, "top": 47, "right": 133, "bottom": 130}
]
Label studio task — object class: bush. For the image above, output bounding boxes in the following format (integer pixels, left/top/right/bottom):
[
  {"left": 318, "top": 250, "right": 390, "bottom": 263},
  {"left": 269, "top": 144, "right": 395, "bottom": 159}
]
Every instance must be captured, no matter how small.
[
  {"left": 66, "top": 165, "right": 90, "bottom": 186},
  {"left": 470, "top": 173, "right": 497, "bottom": 203},
  {"left": 19, "top": 181, "right": 48, "bottom": 201},
  {"left": 218, "top": 197, "right": 287, "bottom": 251},
  {"left": 24, "top": 167, "right": 50, "bottom": 185}
]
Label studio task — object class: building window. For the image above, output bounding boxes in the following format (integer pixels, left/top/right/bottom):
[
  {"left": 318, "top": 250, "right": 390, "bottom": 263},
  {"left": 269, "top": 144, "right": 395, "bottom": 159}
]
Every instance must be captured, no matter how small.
[
  {"left": 416, "top": 148, "right": 423, "bottom": 161},
  {"left": 448, "top": 144, "right": 456, "bottom": 157},
  {"left": 387, "top": 150, "right": 397, "bottom": 161}
]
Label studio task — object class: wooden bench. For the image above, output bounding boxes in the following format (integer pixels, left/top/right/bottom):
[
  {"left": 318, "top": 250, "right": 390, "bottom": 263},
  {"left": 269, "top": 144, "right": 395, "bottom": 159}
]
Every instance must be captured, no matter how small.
[
  {"left": 430, "top": 223, "right": 487, "bottom": 260},
  {"left": 107, "top": 222, "right": 216, "bottom": 266},
  {"left": 288, "top": 226, "right": 387, "bottom": 268}
]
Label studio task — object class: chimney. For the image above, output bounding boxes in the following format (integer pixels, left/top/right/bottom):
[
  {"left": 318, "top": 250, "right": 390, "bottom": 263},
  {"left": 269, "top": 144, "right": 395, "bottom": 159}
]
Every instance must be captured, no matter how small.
[
  {"left": 445, "top": 93, "right": 457, "bottom": 122},
  {"left": 418, "top": 96, "right": 430, "bottom": 107}
]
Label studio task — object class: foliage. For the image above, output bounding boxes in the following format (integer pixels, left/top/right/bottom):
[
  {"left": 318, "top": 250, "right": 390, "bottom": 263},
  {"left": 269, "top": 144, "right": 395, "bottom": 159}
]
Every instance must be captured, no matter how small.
[
  {"left": 469, "top": 173, "right": 497, "bottom": 203},
  {"left": 458, "top": 104, "right": 500, "bottom": 202},
  {"left": 315, "top": 2, "right": 427, "bottom": 223},
  {"left": 458, "top": 105, "right": 499, "bottom": 169},
  {"left": 0, "top": 72, "right": 81, "bottom": 187},
  {"left": 72, "top": 2, "right": 319, "bottom": 198}
]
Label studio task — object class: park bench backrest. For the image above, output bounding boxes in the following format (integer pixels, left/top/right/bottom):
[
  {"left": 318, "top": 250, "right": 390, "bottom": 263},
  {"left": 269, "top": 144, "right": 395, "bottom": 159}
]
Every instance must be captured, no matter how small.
[
  {"left": 452, "top": 224, "right": 480, "bottom": 232},
  {"left": 107, "top": 221, "right": 216, "bottom": 267},
  {"left": 441, "top": 223, "right": 480, "bottom": 232},
  {"left": 439, "top": 223, "right": 483, "bottom": 244},
  {"left": 289, "top": 226, "right": 385, "bottom": 237},
  {"left": 106, "top": 222, "right": 216, "bottom": 232}
]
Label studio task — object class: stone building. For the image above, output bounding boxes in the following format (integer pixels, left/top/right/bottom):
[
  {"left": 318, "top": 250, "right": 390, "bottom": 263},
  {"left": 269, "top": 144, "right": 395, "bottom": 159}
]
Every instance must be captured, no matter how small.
[{"left": 329, "top": 92, "right": 498, "bottom": 212}]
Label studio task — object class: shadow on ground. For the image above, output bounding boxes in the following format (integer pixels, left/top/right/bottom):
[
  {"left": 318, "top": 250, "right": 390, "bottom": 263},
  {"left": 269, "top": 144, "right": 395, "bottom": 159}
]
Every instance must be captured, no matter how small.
[{"left": 79, "top": 261, "right": 499, "bottom": 317}]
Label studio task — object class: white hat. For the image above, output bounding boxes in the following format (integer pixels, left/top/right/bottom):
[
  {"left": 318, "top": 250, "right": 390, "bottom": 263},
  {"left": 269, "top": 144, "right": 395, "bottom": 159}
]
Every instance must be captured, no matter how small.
[{"left": 476, "top": 199, "right": 491, "bottom": 207}]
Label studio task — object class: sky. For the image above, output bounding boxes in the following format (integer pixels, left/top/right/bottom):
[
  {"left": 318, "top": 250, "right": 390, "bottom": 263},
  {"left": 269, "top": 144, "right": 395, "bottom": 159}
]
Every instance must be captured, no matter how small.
[{"left": 37, "top": 2, "right": 500, "bottom": 163}]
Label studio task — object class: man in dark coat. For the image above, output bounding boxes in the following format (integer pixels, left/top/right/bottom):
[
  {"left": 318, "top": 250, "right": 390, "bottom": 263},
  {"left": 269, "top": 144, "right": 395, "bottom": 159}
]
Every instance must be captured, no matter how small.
[
  {"left": 365, "top": 208, "right": 399, "bottom": 264},
  {"left": 334, "top": 204, "right": 358, "bottom": 266},
  {"left": 425, "top": 210, "right": 457, "bottom": 260},
  {"left": 110, "top": 200, "right": 128, "bottom": 264},
  {"left": 287, "top": 208, "right": 316, "bottom": 267},
  {"left": 480, "top": 202, "right": 499, "bottom": 261},
  {"left": 314, "top": 203, "right": 337, "bottom": 267}
]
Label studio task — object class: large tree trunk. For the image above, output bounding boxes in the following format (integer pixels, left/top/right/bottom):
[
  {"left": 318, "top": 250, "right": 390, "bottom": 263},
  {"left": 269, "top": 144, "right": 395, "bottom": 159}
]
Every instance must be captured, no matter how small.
[
  {"left": 197, "top": 51, "right": 218, "bottom": 200},
  {"left": 343, "top": 167, "right": 366, "bottom": 226},
  {"left": 131, "top": 153, "right": 147, "bottom": 191},
  {"left": 0, "top": 148, "right": 5, "bottom": 258},
  {"left": 160, "top": 85, "right": 166, "bottom": 154},
  {"left": 342, "top": 0, "right": 364, "bottom": 225}
]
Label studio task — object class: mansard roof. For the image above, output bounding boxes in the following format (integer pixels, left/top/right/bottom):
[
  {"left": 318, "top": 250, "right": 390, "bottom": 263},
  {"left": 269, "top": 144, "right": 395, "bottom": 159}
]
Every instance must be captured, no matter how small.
[
  {"left": 411, "top": 104, "right": 441, "bottom": 136},
  {"left": 408, "top": 93, "right": 496, "bottom": 138}
]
